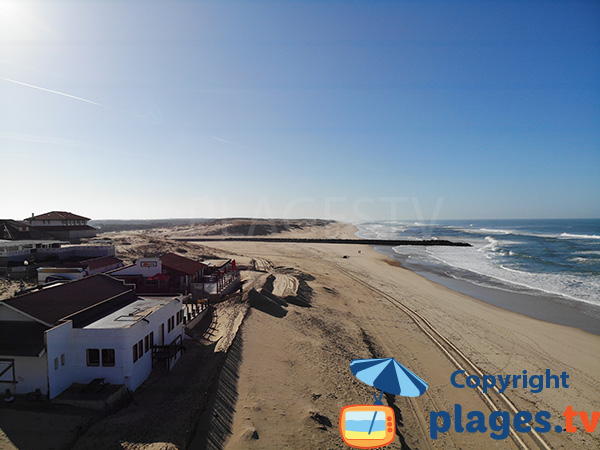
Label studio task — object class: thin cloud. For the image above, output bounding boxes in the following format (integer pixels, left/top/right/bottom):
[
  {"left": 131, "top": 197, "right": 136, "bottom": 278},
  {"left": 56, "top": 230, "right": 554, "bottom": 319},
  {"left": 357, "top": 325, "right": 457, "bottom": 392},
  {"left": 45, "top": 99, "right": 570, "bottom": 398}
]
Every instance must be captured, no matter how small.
[
  {"left": 0, "top": 76, "right": 148, "bottom": 120},
  {"left": 0, "top": 130, "right": 86, "bottom": 148},
  {"left": 209, "top": 135, "right": 249, "bottom": 149}
]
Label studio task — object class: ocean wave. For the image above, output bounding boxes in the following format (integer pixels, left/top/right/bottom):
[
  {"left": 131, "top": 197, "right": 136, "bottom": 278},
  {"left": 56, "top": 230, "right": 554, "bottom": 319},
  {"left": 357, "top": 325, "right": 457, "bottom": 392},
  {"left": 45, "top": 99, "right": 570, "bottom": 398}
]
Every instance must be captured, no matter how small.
[
  {"left": 560, "top": 233, "right": 600, "bottom": 240},
  {"left": 569, "top": 257, "right": 596, "bottom": 264},
  {"left": 451, "top": 226, "right": 600, "bottom": 241},
  {"left": 455, "top": 227, "right": 514, "bottom": 235},
  {"left": 478, "top": 236, "right": 501, "bottom": 253},
  {"left": 426, "top": 245, "right": 600, "bottom": 306},
  {"left": 361, "top": 220, "right": 600, "bottom": 308}
]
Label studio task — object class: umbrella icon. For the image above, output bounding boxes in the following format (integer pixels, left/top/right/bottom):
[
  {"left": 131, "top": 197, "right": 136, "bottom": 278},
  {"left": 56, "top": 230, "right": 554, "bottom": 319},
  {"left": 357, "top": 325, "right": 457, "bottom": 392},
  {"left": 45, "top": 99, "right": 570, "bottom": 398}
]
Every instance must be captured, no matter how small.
[{"left": 350, "top": 357, "right": 428, "bottom": 436}]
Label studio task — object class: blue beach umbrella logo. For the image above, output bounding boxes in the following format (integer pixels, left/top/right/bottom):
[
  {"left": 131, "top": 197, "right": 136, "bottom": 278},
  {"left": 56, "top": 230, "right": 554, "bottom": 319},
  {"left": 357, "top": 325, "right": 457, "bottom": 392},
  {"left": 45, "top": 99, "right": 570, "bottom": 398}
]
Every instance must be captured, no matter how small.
[
  {"left": 350, "top": 357, "right": 428, "bottom": 399},
  {"left": 339, "top": 358, "right": 428, "bottom": 448}
]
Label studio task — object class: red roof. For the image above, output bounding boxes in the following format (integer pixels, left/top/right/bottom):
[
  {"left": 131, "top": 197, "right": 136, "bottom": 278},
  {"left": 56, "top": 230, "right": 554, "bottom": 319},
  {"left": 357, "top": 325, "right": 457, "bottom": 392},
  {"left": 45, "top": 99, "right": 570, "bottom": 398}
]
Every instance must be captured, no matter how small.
[
  {"left": 26, "top": 211, "right": 91, "bottom": 221},
  {"left": 161, "top": 253, "right": 206, "bottom": 275},
  {"left": 81, "top": 256, "right": 123, "bottom": 271}
]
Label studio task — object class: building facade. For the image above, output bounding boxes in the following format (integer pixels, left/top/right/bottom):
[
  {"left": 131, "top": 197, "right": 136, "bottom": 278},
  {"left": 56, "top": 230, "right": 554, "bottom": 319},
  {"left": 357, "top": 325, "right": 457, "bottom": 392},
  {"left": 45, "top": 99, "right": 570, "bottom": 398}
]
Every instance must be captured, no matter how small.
[
  {"left": 24, "top": 211, "right": 97, "bottom": 242},
  {"left": 0, "top": 274, "right": 184, "bottom": 399}
]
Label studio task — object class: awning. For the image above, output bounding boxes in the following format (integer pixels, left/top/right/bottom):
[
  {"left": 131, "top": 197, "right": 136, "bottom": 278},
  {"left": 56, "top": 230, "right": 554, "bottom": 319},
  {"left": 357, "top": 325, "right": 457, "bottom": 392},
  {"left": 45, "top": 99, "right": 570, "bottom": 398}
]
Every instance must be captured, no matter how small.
[{"left": 147, "top": 273, "right": 170, "bottom": 281}]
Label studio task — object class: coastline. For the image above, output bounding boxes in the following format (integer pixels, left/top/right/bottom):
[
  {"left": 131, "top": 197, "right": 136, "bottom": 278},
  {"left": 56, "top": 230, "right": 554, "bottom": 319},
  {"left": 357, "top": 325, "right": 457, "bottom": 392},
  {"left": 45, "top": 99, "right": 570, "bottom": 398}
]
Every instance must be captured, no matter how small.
[
  {"left": 373, "top": 245, "right": 600, "bottom": 335},
  {"left": 188, "top": 222, "right": 599, "bottom": 450}
]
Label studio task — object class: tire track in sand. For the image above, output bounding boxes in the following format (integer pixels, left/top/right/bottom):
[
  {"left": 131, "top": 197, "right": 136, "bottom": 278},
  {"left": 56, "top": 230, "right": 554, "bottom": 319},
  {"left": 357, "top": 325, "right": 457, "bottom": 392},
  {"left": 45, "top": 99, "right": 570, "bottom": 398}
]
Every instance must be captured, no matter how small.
[{"left": 332, "top": 262, "right": 550, "bottom": 450}]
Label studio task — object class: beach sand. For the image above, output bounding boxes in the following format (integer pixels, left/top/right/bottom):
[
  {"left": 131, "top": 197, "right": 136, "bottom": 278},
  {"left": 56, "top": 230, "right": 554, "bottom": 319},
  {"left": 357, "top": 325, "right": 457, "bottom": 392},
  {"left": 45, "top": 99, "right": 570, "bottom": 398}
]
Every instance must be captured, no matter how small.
[
  {"left": 1, "top": 220, "right": 598, "bottom": 449},
  {"left": 186, "top": 223, "right": 599, "bottom": 450}
]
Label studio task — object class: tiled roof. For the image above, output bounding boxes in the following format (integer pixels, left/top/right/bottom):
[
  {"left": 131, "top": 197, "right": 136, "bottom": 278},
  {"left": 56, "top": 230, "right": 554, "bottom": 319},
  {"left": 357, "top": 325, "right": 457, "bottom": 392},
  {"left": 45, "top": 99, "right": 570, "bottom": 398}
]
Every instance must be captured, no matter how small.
[
  {"left": 3, "top": 274, "right": 135, "bottom": 326},
  {"left": 161, "top": 253, "right": 206, "bottom": 275},
  {"left": 81, "top": 256, "right": 123, "bottom": 271},
  {"left": 26, "top": 211, "right": 91, "bottom": 221},
  {"left": 0, "top": 321, "right": 48, "bottom": 356}
]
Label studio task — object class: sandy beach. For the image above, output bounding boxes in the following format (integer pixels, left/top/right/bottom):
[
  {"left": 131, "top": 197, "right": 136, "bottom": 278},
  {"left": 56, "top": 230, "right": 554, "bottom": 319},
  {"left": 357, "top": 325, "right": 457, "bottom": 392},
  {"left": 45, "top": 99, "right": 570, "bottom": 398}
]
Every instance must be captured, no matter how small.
[
  {"left": 183, "top": 222, "right": 599, "bottom": 450},
  {"left": 1, "top": 220, "right": 598, "bottom": 450}
]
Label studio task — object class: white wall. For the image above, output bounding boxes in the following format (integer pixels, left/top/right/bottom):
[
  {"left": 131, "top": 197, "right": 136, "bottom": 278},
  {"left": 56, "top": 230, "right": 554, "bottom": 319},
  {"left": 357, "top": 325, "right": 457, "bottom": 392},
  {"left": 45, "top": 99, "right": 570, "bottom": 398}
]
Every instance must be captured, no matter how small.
[
  {"left": 58, "top": 245, "right": 114, "bottom": 260},
  {"left": 0, "top": 305, "right": 48, "bottom": 395},
  {"left": 0, "top": 243, "right": 113, "bottom": 263},
  {"left": 0, "top": 355, "right": 48, "bottom": 396},
  {"left": 45, "top": 321, "right": 74, "bottom": 398},
  {"left": 44, "top": 295, "right": 184, "bottom": 398},
  {"left": 30, "top": 219, "right": 70, "bottom": 226},
  {"left": 111, "top": 258, "right": 162, "bottom": 277}
]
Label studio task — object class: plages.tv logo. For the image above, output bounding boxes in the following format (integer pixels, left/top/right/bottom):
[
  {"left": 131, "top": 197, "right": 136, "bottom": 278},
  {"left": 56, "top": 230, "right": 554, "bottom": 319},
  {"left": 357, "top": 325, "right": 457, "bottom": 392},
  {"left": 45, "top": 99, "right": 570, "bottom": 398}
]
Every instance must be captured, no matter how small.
[
  {"left": 340, "top": 357, "right": 428, "bottom": 449},
  {"left": 430, "top": 369, "right": 600, "bottom": 441}
]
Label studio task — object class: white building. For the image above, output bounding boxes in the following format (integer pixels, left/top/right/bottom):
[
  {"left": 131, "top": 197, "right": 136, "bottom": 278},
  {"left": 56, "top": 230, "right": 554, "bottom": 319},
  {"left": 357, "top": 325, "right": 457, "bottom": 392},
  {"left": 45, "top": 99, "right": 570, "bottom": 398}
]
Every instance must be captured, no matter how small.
[
  {"left": 0, "top": 274, "right": 184, "bottom": 399},
  {"left": 0, "top": 240, "right": 114, "bottom": 266}
]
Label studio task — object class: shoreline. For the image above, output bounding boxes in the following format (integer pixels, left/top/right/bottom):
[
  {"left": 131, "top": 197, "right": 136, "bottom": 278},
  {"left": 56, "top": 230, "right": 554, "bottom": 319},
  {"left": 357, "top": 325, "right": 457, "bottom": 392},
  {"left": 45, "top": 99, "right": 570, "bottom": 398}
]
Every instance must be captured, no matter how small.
[
  {"left": 192, "top": 225, "right": 599, "bottom": 450},
  {"left": 373, "top": 245, "right": 600, "bottom": 335}
]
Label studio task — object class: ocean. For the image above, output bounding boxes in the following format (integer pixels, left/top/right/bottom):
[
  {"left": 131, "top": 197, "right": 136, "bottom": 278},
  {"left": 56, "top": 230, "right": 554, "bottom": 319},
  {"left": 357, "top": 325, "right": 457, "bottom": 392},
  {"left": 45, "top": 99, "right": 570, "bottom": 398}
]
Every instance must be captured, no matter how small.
[{"left": 356, "top": 219, "right": 600, "bottom": 329}]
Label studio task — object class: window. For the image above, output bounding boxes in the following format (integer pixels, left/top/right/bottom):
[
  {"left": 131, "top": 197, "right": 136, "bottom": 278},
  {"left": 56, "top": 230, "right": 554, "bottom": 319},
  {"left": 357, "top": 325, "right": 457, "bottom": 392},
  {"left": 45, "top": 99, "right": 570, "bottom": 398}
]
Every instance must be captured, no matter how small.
[
  {"left": 87, "top": 348, "right": 100, "bottom": 366},
  {"left": 133, "top": 344, "right": 138, "bottom": 363},
  {"left": 102, "top": 349, "right": 115, "bottom": 366},
  {"left": 144, "top": 335, "right": 149, "bottom": 353},
  {"left": 176, "top": 311, "right": 180, "bottom": 326},
  {"left": 138, "top": 340, "right": 143, "bottom": 359},
  {"left": 54, "top": 357, "right": 59, "bottom": 370},
  {"left": 61, "top": 353, "right": 65, "bottom": 366},
  {"left": 150, "top": 331, "right": 154, "bottom": 348}
]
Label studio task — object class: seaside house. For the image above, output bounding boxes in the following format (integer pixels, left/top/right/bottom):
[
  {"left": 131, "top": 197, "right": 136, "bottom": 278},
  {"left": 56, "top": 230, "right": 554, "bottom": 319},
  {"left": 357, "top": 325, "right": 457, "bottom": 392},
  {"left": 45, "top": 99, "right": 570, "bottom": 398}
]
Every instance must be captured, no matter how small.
[
  {"left": 200, "top": 259, "right": 240, "bottom": 297},
  {"left": 161, "top": 253, "right": 206, "bottom": 295},
  {"left": 110, "top": 253, "right": 207, "bottom": 295},
  {"left": 0, "top": 274, "right": 184, "bottom": 399},
  {"left": 108, "top": 257, "right": 165, "bottom": 293},
  {"left": 81, "top": 255, "right": 124, "bottom": 275},
  {"left": 24, "top": 211, "right": 97, "bottom": 242}
]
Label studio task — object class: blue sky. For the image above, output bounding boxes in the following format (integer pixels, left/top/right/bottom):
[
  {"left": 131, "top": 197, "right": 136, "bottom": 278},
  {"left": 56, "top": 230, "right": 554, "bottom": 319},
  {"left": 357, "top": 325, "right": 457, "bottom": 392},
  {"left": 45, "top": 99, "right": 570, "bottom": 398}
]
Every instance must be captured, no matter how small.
[{"left": 1, "top": 0, "right": 599, "bottom": 221}]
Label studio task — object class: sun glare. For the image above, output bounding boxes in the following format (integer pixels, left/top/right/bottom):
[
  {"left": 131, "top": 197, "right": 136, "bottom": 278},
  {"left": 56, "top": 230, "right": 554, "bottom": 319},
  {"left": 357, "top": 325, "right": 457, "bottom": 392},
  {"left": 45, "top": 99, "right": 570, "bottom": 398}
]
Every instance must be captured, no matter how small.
[{"left": 0, "top": 1, "right": 39, "bottom": 41}]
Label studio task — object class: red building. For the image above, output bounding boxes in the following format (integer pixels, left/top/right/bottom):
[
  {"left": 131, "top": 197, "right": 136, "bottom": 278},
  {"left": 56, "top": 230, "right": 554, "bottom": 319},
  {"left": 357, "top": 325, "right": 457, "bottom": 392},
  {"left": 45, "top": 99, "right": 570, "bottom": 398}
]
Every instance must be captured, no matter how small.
[
  {"left": 109, "top": 254, "right": 206, "bottom": 295},
  {"left": 160, "top": 253, "right": 206, "bottom": 295}
]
